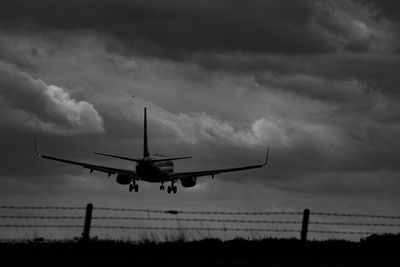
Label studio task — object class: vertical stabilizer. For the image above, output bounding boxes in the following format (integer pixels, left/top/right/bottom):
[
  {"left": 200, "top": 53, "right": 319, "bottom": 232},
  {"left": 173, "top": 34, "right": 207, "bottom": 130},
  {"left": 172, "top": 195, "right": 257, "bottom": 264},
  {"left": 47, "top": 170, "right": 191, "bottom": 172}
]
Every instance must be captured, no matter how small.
[{"left": 143, "top": 107, "right": 150, "bottom": 158}]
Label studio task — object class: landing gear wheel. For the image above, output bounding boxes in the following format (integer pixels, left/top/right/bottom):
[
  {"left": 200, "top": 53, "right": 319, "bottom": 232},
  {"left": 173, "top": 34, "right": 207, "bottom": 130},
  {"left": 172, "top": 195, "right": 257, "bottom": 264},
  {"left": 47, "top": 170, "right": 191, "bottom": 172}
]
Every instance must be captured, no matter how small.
[
  {"left": 160, "top": 185, "right": 165, "bottom": 191},
  {"left": 134, "top": 184, "right": 139, "bottom": 192},
  {"left": 173, "top": 186, "right": 177, "bottom": 194},
  {"left": 129, "top": 184, "right": 133, "bottom": 192},
  {"left": 167, "top": 186, "right": 172, "bottom": 194}
]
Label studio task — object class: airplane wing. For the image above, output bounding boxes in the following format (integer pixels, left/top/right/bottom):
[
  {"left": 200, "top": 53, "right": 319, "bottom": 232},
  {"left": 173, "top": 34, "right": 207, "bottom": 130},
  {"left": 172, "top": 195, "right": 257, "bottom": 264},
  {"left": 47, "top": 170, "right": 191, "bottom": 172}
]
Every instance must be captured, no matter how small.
[
  {"left": 34, "top": 140, "right": 138, "bottom": 179},
  {"left": 167, "top": 148, "right": 269, "bottom": 181}
]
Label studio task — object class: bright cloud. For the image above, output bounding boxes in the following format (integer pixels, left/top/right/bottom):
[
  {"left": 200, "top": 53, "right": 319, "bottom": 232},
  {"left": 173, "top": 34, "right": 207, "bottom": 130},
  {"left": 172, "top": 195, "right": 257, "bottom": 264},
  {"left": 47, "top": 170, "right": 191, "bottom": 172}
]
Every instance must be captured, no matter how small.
[{"left": 0, "top": 61, "right": 104, "bottom": 134}]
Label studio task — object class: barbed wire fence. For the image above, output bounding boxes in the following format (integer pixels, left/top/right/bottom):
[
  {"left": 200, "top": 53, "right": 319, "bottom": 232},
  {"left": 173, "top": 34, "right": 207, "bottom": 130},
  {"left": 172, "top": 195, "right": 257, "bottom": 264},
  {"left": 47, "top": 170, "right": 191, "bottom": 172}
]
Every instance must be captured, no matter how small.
[{"left": 0, "top": 204, "right": 399, "bottom": 241}]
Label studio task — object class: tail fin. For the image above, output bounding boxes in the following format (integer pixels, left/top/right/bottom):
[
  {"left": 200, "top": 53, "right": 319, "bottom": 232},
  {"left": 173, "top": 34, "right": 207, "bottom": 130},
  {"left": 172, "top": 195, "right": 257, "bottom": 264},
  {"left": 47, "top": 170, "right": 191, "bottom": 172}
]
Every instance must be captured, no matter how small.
[{"left": 143, "top": 107, "right": 150, "bottom": 158}]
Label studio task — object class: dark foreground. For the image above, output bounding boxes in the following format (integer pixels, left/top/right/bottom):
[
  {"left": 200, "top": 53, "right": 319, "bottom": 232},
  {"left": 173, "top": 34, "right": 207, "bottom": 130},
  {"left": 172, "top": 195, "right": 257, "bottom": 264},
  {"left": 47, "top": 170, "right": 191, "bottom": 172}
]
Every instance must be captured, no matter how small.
[{"left": 1, "top": 234, "right": 399, "bottom": 266}]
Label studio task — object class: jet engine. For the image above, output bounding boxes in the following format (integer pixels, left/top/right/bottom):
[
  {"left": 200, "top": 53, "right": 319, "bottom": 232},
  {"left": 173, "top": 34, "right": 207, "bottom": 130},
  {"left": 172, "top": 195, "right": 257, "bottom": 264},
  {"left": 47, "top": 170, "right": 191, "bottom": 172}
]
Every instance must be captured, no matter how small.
[
  {"left": 116, "top": 174, "right": 132, "bottom": 185},
  {"left": 180, "top": 177, "right": 197, "bottom": 188}
]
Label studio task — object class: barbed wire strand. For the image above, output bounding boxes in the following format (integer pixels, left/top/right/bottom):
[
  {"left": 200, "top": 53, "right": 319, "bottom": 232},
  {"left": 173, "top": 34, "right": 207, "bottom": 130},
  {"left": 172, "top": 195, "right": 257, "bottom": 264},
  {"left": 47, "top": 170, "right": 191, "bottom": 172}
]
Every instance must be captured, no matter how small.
[
  {"left": 0, "top": 215, "right": 300, "bottom": 224},
  {"left": 0, "top": 224, "right": 383, "bottom": 235},
  {"left": 311, "top": 212, "right": 400, "bottom": 219},
  {"left": 2, "top": 215, "right": 400, "bottom": 227},
  {"left": 95, "top": 207, "right": 304, "bottom": 215},
  {"left": 0, "top": 224, "right": 299, "bottom": 232},
  {"left": 0, "top": 206, "right": 85, "bottom": 210},
  {"left": 1, "top": 205, "right": 399, "bottom": 219},
  {"left": 0, "top": 206, "right": 302, "bottom": 215},
  {"left": 0, "top": 216, "right": 85, "bottom": 220},
  {"left": 310, "top": 221, "right": 400, "bottom": 227}
]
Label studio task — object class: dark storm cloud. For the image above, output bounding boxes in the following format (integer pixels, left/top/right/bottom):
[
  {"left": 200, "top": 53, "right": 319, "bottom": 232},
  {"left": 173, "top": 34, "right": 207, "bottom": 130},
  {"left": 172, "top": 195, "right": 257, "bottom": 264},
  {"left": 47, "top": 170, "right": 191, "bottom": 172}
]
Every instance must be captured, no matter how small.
[
  {"left": 0, "top": 0, "right": 385, "bottom": 58},
  {"left": 357, "top": 0, "right": 400, "bottom": 19},
  {"left": 1, "top": 0, "right": 400, "bottom": 226}
]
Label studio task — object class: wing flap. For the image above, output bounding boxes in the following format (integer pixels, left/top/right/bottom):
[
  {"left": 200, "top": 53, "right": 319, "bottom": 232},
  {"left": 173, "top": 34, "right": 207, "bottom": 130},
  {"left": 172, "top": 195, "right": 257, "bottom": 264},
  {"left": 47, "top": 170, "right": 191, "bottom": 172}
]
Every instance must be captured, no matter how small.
[
  {"left": 38, "top": 153, "right": 138, "bottom": 178},
  {"left": 167, "top": 148, "right": 269, "bottom": 181},
  {"left": 93, "top": 152, "right": 142, "bottom": 163},
  {"left": 149, "top": 156, "right": 192, "bottom": 163},
  {"left": 167, "top": 164, "right": 263, "bottom": 181}
]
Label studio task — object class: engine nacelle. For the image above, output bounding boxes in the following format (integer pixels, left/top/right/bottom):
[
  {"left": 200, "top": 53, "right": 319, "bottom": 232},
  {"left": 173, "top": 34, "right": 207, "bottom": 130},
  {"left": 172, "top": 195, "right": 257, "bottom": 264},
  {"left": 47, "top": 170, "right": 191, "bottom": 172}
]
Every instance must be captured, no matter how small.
[
  {"left": 180, "top": 177, "right": 197, "bottom": 188},
  {"left": 116, "top": 174, "right": 132, "bottom": 185}
]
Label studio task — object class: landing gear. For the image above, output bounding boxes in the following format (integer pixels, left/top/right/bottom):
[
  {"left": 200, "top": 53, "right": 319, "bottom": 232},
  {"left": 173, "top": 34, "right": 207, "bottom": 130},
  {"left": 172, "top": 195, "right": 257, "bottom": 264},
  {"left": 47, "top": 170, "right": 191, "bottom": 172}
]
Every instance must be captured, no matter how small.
[
  {"left": 129, "top": 182, "right": 139, "bottom": 192},
  {"left": 160, "top": 183, "right": 165, "bottom": 191},
  {"left": 167, "top": 182, "right": 177, "bottom": 194}
]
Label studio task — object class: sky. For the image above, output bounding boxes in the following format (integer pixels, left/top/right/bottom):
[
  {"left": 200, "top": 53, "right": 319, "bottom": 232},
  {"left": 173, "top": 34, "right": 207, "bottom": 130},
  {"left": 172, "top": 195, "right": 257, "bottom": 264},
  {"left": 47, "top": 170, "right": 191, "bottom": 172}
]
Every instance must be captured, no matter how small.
[{"left": 1, "top": 0, "right": 400, "bottom": 240}]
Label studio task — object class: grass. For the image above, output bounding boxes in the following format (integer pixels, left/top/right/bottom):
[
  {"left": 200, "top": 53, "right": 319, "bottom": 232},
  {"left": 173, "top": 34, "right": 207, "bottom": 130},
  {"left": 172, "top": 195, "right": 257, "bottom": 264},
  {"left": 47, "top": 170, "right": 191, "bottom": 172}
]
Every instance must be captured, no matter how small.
[{"left": 0, "top": 233, "right": 399, "bottom": 266}]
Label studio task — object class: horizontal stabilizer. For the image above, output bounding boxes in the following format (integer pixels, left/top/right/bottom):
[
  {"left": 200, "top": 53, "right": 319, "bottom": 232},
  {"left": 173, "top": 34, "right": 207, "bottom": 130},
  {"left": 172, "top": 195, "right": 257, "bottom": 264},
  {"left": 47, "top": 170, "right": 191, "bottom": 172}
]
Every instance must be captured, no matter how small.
[{"left": 93, "top": 152, "right": 142, "bottom": 163}]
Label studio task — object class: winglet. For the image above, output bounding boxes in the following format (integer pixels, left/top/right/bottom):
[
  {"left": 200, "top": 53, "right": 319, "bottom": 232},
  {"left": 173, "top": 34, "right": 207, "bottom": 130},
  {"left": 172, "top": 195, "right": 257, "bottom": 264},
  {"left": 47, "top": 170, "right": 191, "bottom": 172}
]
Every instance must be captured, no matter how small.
[
  {"left": 263, "top": 147, "right": 269, "bottom": 166},
  {"left": 33, "top": 137, "right": 41, "bottom": 157}
]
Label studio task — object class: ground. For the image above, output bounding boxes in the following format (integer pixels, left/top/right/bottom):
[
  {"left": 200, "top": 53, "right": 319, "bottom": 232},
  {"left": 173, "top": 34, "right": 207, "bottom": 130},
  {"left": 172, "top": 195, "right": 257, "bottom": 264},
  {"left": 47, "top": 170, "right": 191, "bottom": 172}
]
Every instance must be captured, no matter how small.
[{"left": 0, "top": 234, "right": 399, "bottom": 266}]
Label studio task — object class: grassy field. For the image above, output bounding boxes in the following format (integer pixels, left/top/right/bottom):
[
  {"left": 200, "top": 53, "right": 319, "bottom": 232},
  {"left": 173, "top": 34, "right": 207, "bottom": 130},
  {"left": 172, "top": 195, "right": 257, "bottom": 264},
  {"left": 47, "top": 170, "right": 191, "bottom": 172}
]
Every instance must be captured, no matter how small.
[{"left": 0, "top": 233, "right": 399, "bottom": 266}]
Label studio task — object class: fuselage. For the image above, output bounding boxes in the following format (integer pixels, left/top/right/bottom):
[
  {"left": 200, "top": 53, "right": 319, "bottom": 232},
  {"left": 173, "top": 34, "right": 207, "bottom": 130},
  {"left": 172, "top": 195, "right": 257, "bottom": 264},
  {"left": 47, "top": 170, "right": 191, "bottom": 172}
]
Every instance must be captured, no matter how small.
[{"left": 135, "top": 155, "right": 174, "bottom": 182}]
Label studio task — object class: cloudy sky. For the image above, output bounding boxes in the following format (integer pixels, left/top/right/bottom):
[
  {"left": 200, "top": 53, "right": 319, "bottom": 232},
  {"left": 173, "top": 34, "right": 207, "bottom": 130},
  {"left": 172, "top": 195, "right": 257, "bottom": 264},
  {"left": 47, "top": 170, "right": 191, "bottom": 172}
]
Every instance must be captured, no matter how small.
[{"left": 1, "top": 0, "right": 400, "bottom": 240}]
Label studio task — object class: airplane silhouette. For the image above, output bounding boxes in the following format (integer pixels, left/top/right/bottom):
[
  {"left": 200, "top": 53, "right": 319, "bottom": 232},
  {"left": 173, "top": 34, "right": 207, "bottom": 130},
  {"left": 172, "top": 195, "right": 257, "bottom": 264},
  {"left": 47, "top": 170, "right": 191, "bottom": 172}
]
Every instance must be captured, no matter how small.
[{"left": 34, "top": 108, "right": 269, "bottom": 193}]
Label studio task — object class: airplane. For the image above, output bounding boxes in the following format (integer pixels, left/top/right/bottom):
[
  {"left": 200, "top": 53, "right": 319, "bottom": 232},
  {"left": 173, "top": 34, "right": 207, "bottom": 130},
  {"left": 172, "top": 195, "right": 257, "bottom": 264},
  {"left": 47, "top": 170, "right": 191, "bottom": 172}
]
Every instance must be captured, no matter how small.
[{"left": 34, "top": 107, "right": 269, "bottom": 194}]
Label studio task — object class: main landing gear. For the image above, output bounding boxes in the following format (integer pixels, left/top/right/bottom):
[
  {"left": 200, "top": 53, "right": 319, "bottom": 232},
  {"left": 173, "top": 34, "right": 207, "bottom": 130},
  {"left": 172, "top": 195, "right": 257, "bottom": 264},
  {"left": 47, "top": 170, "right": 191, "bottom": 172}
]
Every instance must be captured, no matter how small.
[
  {"left": 167, "top": 182, "right": 177, "bottom": 194},
  {"left": 129, "top": 182, "right": 139, "bottom": 192},
  {"left": 160, "top": 182, "right": 165, "bottom": 191},
  {"left": 167, "top": 185, "right": 177, "bottom": 194},
  {"left": 160, "top": 182, "right": 177, "bottom": 194}
]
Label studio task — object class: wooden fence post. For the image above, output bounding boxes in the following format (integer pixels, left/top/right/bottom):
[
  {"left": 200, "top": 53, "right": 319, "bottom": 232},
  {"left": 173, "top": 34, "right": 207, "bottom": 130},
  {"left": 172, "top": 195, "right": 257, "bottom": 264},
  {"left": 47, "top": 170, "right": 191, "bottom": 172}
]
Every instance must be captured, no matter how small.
[
  {"left": 82, "top": 203, "right": 93, "bottom": 241},
  {"left": 301, "top": 209, "right": 310, "bottom": 242}
]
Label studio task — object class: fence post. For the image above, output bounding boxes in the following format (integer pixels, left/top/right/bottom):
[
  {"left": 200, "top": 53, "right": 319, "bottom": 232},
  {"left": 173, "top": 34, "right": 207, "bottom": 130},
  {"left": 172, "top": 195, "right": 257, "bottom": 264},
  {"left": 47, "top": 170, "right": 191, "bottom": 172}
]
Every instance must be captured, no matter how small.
[
  {"left": 301, "top": 209, "right": 310, "bottom": 242},
  {"left": 82, "top": 203, "right": 93, "bottom": 241}
]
